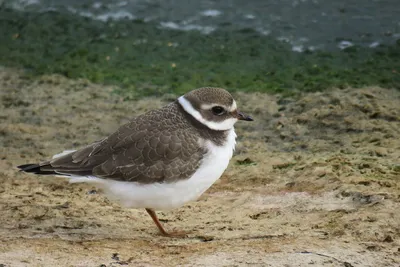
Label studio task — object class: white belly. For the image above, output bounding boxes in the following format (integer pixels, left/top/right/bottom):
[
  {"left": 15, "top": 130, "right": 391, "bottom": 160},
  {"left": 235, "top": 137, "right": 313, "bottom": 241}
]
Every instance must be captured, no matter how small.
[{"left": 67, "top": 129, "right": 237, "bottom": 210}]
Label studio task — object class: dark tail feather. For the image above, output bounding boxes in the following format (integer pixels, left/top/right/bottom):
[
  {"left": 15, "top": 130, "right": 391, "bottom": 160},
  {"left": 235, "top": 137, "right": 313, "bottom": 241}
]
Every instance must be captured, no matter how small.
[{"left": 17, "top": 163, "right": 58, "bottom": 175}]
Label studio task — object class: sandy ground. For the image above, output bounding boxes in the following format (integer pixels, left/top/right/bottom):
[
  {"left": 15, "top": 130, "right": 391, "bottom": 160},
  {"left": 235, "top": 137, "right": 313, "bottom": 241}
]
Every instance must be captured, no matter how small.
[{"left": 0, "top": 66, "right": 399, "bottom": 267}]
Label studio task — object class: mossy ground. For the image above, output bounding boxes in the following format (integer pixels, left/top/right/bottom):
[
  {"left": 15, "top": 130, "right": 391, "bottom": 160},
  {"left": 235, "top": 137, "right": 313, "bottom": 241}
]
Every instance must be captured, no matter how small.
[
  {"left": 1, "top": 68, "right": 399, "bottom": 266},
  {"left": 0, "top": 7, "right": 399, "bottom": 98}
]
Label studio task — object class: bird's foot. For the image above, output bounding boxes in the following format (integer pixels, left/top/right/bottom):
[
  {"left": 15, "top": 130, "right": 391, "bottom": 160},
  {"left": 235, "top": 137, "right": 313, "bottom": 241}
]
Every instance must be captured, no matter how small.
[{"left": 161, "top": 230, "right": 191, "bottom": 238}]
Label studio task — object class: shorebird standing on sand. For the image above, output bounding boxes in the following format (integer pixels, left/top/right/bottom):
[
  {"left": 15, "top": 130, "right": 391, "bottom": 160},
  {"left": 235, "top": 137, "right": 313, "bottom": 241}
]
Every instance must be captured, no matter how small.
[{"left": 18, "top": 87, "right": 253, "bottom": 237}]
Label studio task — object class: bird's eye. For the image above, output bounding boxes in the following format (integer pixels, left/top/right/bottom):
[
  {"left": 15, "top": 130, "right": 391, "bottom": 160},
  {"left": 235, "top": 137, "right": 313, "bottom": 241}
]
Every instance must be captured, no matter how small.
[{"left": 211, "top": 106, "right": 225, "bottom": 115}]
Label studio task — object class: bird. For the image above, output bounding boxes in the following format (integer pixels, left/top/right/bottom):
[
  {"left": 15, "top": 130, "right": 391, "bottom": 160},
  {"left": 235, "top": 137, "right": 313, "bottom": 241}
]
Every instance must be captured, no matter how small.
[{"left": 17, "top": 87, "right": 253, "bottom": 237}]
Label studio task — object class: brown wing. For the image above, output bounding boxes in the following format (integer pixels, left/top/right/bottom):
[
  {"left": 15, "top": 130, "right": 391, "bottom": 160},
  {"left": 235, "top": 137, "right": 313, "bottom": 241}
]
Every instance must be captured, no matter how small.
[{"left": 46, "top": 103, "right": 207, "bottom": 184}]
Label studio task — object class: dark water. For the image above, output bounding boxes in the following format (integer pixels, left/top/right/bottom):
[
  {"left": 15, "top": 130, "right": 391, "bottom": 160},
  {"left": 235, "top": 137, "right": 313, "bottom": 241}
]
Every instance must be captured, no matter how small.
[{"left": 4, "top": 0, "right": 400, "bottom": 51}]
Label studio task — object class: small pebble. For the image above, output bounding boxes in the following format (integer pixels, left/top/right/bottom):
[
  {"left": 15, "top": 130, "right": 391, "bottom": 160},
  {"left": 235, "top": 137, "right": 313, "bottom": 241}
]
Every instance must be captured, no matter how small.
[
  {"left": 383, "top": 235, "right": 394, "bottom": 243},
  {"left": 374, "top": 147, "right": 388, "bottom": 157}
]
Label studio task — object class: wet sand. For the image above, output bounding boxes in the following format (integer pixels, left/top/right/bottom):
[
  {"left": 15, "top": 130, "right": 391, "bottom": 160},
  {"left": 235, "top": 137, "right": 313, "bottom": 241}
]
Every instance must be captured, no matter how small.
[{"left": 0, "top": 67, "right": 399, "bottom": 266}]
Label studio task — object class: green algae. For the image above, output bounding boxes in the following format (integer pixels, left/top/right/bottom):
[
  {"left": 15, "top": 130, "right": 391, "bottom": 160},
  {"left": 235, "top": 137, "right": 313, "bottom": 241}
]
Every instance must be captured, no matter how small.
[{"left": 0, "top": 7, "right": 399, "bottom": 98}]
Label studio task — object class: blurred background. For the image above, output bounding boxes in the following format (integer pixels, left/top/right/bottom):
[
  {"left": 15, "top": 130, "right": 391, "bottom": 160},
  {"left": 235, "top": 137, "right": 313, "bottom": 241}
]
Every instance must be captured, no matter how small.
[{"left": 0, "top": 0, "right": 399, "bottom": 97}]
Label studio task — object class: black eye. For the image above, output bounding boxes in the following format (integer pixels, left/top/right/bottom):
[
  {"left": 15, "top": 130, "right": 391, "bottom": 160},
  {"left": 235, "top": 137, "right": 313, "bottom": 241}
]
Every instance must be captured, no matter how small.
[{"left": 211, "top": 106, "right": 225, "bottom": 115}]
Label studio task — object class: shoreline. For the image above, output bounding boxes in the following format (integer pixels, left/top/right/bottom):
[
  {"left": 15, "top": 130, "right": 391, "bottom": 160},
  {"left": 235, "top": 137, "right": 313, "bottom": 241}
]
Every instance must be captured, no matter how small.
[
  {"left": 0, "top": 7, "right": 399, "bottom": 98},
  {"left": 4, "top": 0, "right": 400, "bottom": 50}
]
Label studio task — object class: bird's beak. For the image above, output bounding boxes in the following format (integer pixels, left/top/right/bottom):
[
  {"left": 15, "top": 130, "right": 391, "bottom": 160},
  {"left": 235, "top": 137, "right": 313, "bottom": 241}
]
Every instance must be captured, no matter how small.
[{"left": 237, "top": 111, "right": 253, "bottom": 121}]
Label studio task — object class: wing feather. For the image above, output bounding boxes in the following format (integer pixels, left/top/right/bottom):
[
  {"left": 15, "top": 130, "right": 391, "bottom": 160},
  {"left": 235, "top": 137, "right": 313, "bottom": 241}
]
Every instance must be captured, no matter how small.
[{"left": 47, "top": 103, "right": 207, "bottom": 183}]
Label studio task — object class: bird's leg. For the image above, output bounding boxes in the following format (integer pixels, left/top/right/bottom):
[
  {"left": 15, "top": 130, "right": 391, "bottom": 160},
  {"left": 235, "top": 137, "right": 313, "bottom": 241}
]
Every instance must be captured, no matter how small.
[
  {"left": 145, "top": 208, "right": 188, "bottom": 238},
  {"left": 145, "top": 208, "right": 169, "bottom": 236}
]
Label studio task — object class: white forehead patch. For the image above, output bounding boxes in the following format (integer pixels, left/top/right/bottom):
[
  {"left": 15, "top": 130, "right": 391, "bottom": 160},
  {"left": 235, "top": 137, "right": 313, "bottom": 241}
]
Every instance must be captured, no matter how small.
[
  {"left": 178, "top": 96, "right": 237, "bottom": 131},
  {"left": 230, "top": 100, "right": 237, "bottom": 112}
]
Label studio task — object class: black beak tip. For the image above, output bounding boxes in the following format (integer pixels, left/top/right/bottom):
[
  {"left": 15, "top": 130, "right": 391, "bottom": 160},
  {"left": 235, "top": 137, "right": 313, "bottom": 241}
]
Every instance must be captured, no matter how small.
[{"left": 245, "top": 116, "right": 254, "bottom": 121}]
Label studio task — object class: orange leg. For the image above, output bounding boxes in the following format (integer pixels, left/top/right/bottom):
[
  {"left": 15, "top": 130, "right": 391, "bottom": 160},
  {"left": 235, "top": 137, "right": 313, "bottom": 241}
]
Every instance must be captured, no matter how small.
[{"left": 145, "top": 208, "right": 188, "bottom": 237}]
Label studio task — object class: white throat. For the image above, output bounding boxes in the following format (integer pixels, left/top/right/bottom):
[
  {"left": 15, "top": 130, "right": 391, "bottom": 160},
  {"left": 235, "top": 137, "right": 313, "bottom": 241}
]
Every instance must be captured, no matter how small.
[{"left": 178, "top": 96, "right": 237, "bottom": 131}]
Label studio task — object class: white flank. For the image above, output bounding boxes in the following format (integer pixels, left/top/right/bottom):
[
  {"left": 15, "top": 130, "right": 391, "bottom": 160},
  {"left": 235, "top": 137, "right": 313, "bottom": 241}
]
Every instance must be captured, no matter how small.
[
  {"left": 178, "top": 96, "right": 237, "bottom": 131},
  {"left": 67, "top": 129, "right": 237, "bottom": 210},
  {"left": 52, "top": 150, "right": 76, "bottom": 159}
]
